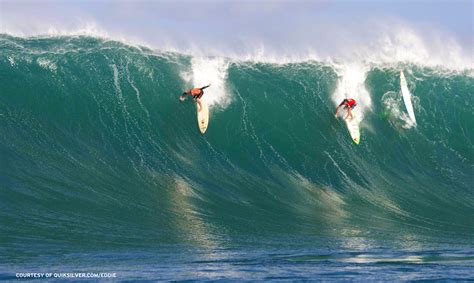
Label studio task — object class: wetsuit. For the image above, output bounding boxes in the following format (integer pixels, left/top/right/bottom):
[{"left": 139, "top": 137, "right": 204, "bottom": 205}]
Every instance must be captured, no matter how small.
[
  {"left": 190, "top": 85, "right": 210, "bottom": 100},
  {"left": 341, "top": 99, "right": 357, "bottom": 109}
]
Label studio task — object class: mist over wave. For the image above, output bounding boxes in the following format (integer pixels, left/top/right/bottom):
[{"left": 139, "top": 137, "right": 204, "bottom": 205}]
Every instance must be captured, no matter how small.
[{"left": 2, "top": 11, "right": 472, "bottom": 70}]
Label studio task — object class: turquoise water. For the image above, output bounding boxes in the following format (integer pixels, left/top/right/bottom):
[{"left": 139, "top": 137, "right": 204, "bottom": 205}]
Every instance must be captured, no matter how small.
[{"left": 0, "top": 35, "right": 473, "bottom": 280}]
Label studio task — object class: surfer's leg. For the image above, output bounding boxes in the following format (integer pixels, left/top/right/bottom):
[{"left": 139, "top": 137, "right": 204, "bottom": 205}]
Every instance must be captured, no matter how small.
[
  {"left": 342, "top": 105, "right": 349, "bottom": 119},
  {"left": 349, "top": 104, "right": 356, "bottom": 119},
  {"left": 196, "top": 98, "right": 202, "bottom": 112},
  {"left": 347, "top": 108, "right": 353, "bottom": 120}
]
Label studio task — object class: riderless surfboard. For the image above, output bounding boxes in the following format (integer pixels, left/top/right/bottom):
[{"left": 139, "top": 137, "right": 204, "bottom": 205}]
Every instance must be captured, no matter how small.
[{"left": 400, "top": 70, "right": 417, "bottom": 125}]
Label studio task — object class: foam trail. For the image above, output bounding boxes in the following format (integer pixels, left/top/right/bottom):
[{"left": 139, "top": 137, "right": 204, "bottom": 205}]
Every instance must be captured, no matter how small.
[
  {"left": 332, "top": 63, "right": 372, "bottom": 123},
  {"left": 126, "top": 62, "right": 151, "bottom": 120},
  {"left": 381, "top": 91, "right": 414, "bottom": 129},
  {"left": 184, "top": 57, "right": 231, "bottom": 108}
]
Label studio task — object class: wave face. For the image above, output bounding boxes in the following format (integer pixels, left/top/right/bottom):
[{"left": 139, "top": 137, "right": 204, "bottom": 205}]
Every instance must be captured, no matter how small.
[{"left": 1, "top": 35, "right": 473, "bottom": 279}]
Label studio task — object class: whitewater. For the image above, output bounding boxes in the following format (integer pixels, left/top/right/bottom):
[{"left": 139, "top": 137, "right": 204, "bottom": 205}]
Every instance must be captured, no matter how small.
[{"left": 0, "top": 32, "right": 473, "bottom": 280}]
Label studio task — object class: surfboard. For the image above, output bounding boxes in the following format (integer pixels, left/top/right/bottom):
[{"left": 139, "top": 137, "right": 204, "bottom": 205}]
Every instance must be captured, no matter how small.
[
  {"left": 345, "top": 113, "right": 360, "bottom": 144},
  {"left": 197, "top": 100, "right": 209, "bottom": 134},
  {"left": 400, "top": 70, "right": 417, "bottom": 125}
]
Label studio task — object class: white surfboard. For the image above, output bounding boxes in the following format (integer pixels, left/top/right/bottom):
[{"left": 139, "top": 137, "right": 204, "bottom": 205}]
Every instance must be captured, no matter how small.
[
  {"left": 400, "top": 70, "right": 416, "bottom": 125},
  {"left": 345, "top": 113, "right": 360, "bottom": 145},
  {"left": 197, "top": 100, "right": 209, "bottom": 134}
]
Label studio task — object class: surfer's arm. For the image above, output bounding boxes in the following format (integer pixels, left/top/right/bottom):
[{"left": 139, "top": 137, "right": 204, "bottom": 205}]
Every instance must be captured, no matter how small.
[
  {"left": 179, "top": 92, "right": 188, "bottom": 101},
  {"left": 335, "top": 105, "right": 342, "bottom": 116},
  {"left": 201, "top": 84, "right": 211, "bottom": 90}
]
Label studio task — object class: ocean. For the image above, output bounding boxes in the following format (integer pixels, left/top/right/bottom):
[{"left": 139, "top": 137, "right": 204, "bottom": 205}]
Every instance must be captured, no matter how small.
[{"left": 0, "top": 34, "right": 473, "bottom": 280}]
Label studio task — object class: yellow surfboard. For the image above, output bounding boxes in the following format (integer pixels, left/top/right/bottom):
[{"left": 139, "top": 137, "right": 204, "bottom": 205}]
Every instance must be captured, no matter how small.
[{"left": 197, "top": 100, "right": 209, "bottom": 134}]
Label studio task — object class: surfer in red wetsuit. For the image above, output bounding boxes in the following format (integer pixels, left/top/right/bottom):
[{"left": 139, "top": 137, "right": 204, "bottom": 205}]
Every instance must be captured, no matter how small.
[
  {"left": 180, "top": 84, "right": 211, "bottom": 111},
  {"left": 335, "top": 98, "right": 357, "bottom": 120}
]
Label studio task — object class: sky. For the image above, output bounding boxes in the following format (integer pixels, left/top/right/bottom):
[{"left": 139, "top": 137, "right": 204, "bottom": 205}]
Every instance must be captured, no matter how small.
[{"left": 0, "top": 0, "right": 472, "bottom": 62}]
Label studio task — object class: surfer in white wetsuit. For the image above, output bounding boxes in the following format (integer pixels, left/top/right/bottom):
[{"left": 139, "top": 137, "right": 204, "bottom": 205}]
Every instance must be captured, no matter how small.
[
  {"left": 335, "top": 98, "right": 357, "bottom": 120},
  {"left": 179, "top": 84, "right": 211, "bottom": 111}
]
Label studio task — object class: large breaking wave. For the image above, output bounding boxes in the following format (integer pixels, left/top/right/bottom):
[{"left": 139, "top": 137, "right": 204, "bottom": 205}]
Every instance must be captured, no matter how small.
[{"left": 0, "top": 34, "right": 473, "bottom": 252}]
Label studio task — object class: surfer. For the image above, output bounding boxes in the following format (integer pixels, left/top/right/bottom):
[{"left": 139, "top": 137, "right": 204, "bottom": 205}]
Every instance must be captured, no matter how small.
[
  {"left": 180, "top": 84, "right": 211, "bottom": 111},
  {"left": 335, "top": 98, "right": 357, "bottom": 120}
]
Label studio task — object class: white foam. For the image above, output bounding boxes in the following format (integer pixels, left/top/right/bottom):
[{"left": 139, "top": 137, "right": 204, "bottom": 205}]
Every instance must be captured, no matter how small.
[
  {"left": 180, "top": 57, "right": 231, "bottom": 109},
  {"left": 332, "top": 62, "right": 372, "bottom": 123},
  {"left": 7, "top": 56, "right": 16, "bottom": 66},
  {"left": 382, "top": 91, "right": 416, "bottom": 129},
  {"left": 1, "top": 22, "right": 155, "bottom": 52},
  {"left": 2, "top": 21, "right": 107, "bottom": 39},
  {"left": 36, "top": 58, "right": 57, "bottom": 72},
  {"left": 3, "top": 17, "right": 472, "bottom": 72},
  {"left": 357, "top": 25, "right": 473, "bottom": 71},
  {"left": 224, "top": 44, "right": 322, "bottom": 65}
]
